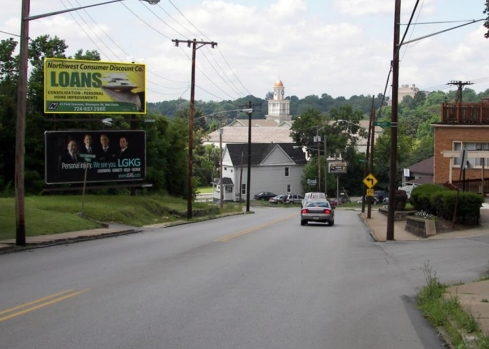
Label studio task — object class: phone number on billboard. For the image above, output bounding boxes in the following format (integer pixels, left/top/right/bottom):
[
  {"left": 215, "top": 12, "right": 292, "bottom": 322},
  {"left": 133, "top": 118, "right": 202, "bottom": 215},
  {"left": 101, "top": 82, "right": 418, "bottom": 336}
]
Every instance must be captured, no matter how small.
[{"left": 73, "top": 106, "right": 107, "bottom": 112}]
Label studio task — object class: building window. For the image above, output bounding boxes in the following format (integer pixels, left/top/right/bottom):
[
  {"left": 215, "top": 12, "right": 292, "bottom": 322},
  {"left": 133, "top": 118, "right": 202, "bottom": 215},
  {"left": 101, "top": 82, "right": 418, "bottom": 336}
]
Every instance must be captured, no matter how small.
[
  {"left": 241, "top": 184, "right": 246, "bottom": 195},
  {"left": 287, "top": 184, "right": 291, "bottom": 192},
  {"left": 453, "top": 142, "right": 461, "bottom": 166},
  {"left": 453, "top": 141, "right": 489, "bottom": 168},
  {"left": 285, "top": 167, "right": 289, "bottom": 177}
]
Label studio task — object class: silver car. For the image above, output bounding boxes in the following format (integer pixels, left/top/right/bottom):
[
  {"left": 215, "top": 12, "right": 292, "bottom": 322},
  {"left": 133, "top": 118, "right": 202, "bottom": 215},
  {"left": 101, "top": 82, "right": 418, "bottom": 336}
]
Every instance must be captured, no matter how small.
[{"left": 300, "top": 200, "right": 335, "bottom": 226}]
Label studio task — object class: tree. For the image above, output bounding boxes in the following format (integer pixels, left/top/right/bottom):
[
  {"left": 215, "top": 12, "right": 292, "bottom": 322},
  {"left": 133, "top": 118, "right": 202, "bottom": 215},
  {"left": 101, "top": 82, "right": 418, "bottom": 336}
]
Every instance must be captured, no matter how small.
[
  {"left": 0, "top": 38, "right": 19, "bottom": 193},
  {"left": 485, "top": 2, "right": 489, "bottom": 38}
]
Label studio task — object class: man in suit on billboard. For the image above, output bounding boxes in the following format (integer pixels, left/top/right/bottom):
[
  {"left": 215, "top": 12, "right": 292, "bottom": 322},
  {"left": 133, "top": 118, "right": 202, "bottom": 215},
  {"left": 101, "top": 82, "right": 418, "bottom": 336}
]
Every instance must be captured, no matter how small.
[
  {"left": 118, "top": 136, "right": 133, "bottom": 159},
  {"left": 59, "top": 140, "right": 79, "bottom": 165},
  {"left": 80, "top": 134, "right": 95, "bottom": 162},
  {"left": 96, "top": 133, "right": 117, "bottom": 162}
]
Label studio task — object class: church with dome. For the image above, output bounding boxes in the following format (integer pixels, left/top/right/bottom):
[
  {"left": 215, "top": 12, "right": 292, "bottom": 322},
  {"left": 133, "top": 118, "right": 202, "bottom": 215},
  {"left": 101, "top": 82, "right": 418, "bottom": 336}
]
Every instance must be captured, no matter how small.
[{"left": 266, "top": 79, "right": 292, "bottom": 123}]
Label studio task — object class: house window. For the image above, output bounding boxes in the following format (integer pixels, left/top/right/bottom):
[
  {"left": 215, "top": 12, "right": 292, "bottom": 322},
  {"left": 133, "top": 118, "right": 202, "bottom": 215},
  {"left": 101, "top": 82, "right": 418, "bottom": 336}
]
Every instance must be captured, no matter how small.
[
  {"left": 453, "top": 142, "right": 489, "bottom": 168},
  {"left": 241, "top": 184, "right": 246, "bottom": 195},
  {"left": 287, "top": 184, "right": 291, "bottom": 192},
  {"left": 285, "top": 167, "right": 289, "bottom": 177},
  {"left": 453, "top": 142, "right": 461, "bottom": 166}
]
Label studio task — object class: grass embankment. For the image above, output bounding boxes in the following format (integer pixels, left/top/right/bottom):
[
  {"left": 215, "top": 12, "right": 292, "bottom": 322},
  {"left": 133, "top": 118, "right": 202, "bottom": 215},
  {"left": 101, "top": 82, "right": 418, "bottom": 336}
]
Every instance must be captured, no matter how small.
[
  {"left": 418, "top": 264, "right": 489, "bottom": 349},
  {"left": 0, "top": 194, "right": 241, "bottom": 241}
]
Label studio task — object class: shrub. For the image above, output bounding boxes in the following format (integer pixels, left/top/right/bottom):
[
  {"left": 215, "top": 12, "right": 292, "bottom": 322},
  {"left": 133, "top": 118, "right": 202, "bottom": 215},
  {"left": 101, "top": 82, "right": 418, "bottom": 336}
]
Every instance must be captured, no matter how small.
[
  {"left": 432, "top": 190, "right": 483, "bottom": 223},
  {"left": 410, "top": 184, "right": 449, "bottom": 214}
]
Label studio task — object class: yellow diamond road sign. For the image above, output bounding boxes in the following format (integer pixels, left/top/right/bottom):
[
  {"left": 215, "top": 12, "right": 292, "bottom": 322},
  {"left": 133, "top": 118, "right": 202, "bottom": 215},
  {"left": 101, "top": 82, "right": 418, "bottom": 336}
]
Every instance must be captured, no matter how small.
[{"left": 363, "top": 173, "right": 378, "bottom": 188}]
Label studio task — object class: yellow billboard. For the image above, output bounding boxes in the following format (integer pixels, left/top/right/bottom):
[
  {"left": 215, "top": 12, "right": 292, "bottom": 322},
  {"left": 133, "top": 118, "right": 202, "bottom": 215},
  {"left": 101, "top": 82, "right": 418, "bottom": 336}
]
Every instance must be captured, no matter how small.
[{"left": 44, "top": 58, "right": 146, "bottom": 114}]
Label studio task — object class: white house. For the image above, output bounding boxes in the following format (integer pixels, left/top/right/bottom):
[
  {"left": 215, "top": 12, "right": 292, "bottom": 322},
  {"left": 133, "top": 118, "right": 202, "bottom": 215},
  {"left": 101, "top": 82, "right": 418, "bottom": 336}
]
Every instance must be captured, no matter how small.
[{"left": 212, "top": 143, "right": 307, "bottom": 202}]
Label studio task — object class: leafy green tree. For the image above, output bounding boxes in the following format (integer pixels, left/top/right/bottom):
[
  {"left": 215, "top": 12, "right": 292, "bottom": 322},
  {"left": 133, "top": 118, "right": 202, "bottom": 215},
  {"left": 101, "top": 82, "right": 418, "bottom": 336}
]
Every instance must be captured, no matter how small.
[{"left": 0, "top": 38, "right": 19, "bottom": 193}]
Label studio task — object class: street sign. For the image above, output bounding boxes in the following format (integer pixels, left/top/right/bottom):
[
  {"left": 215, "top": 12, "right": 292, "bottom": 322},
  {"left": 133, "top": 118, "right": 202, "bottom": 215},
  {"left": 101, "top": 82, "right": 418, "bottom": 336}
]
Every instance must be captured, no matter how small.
[
  {"left": 366, "top": 188, "right": 374, "bottom": 196},
  {"left": 359, "top": 159, "right": 367, "bottom": 163},
  {"left": 363, "top": 173, "right": 378, "bottom": 188},
  {"left": 307, "top": 179, "right": 317, "bottom": 185},
  {"left": 374, "top": 121, "right": 391, "bottom": 127}
]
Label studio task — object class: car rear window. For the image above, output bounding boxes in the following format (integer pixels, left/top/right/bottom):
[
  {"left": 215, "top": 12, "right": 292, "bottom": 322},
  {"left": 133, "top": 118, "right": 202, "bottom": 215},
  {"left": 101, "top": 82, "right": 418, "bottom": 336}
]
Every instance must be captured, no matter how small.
[{"left": 306, "top": 201, "right": 329, "bottom": 208}]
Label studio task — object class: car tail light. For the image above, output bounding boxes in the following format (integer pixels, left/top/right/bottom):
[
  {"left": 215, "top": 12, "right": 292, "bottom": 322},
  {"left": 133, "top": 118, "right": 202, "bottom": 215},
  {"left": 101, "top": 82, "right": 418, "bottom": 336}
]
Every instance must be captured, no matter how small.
[
  {"left": 323, "top": 209, "right": 331, "bottom": 214},
  {"left": 301, "top": 209, "right": 309, "bottom": 214}
]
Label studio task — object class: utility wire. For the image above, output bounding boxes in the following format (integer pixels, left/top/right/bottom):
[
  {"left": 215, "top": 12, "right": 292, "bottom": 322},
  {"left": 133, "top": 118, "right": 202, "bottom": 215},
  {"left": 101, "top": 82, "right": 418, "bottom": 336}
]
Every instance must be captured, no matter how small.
[{"left": 62, "top": 0, "right": 189, "bottom": 96}]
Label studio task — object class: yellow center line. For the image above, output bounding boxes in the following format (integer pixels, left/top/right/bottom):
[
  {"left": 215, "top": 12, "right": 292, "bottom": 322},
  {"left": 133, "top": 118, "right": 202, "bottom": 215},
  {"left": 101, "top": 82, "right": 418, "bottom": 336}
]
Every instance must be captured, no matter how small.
[
  {"left": 215, "top": 213, "right": 297, "bottom": 242},
  {"left": 0, "top": 288, "right": 90, "bottom": 323}
]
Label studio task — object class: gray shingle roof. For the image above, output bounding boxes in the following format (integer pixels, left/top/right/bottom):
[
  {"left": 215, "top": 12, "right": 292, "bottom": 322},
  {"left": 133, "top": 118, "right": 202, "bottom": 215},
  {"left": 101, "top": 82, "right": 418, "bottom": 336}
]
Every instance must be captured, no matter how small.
[{"left": 226, "top": 143, "right": 307, "bottom": 166}]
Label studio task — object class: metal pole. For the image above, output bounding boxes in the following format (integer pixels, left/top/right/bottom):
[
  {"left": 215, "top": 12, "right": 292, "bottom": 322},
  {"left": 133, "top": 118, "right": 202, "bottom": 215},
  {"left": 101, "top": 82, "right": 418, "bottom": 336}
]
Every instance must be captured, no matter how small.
[
  {"left": 316, "top": 127, "right": 321, "bottom": 192},
  {"left": 246, "top": 102, "right": 252, "bottom": 212},
  {"left": 323, "top": 132, "right": 327, "bottom": 198},
  {"left": 219, "top": 128, "right": 223, "bottom": 209},
  {"left": 187, "top": 39, "right": 197, "bottom": 220},
  {"left": 336, "top": 175, "right": 339, "bottom": 206},
  {"left": 387, "top": 0, "right": 401, "bottom": 241}
]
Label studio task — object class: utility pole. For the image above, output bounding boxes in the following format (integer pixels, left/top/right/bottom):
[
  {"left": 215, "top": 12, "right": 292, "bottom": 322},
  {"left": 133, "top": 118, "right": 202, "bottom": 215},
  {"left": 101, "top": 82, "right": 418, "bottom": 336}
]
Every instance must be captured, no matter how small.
[
  {"left": 387, "top": 0, "right": 401, "bottom": 241},
  {"left": 173, "top": 39, "right": 217, "bottom": 219},
  {"left": 447, "top": 80, "right": 473, "bottom": 103},
  {"left": 323, "top": 131, "right": 327, "bottom": 198},
  {"left": 241, "top": 101, "right": 260, "bottom": 213},
  {"left": 363, "top": 96, "right": 375, "bottom": 216},
  {"left": 314, "top": 127, "right": 321, "bottom": 192}
]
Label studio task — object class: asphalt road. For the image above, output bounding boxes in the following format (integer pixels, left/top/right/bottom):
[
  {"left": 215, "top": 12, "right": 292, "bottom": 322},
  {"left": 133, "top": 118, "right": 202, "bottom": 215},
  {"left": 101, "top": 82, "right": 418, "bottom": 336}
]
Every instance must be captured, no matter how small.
[{"left": 1, "top": 207, "right": 488, "bottom": 349}]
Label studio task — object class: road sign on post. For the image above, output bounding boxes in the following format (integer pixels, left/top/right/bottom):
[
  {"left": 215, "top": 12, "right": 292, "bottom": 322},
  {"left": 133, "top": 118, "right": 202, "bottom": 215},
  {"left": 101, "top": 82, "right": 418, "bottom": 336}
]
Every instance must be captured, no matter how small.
[
  {"left": 363, "top": 173, "right": 378, "bottom": 188},
  {"left": 373, "top": 121, "right": 391, "bottom": 127}
]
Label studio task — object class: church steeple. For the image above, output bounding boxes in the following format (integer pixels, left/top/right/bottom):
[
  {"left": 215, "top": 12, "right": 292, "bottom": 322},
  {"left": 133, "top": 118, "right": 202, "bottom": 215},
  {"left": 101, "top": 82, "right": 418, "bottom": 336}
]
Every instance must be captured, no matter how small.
[
  {"left": 267, "top": 79, "right": 291, "bottom": 122},
  {"left": 273, "top": 79, "right": 285, "bottom": 101}
]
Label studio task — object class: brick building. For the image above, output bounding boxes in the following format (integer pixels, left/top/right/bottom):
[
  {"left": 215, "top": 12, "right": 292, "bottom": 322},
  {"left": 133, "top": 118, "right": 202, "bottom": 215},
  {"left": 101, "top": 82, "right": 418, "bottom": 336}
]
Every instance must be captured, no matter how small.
[{"left": 433, "top": 101, "right": 489, "bottom": 193}]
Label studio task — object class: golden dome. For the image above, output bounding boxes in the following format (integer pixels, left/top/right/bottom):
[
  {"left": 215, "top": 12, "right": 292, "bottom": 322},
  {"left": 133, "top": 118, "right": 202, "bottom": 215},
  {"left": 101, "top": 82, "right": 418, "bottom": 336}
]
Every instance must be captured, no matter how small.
[{"left": 274, "top": 79, "right": 283, "bottom": 87}]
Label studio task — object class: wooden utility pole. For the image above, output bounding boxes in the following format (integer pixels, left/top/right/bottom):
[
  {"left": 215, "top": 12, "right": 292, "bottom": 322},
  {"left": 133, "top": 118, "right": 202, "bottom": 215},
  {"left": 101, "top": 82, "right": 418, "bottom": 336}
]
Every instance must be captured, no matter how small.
[
  {"left": 387, "top": 0, "right": 401, "bottom": 241},
  {"left": 447, "top": 80, "right": 473, "bottom": 103},
  {"left": 172, "top": 39, "right": 217, "bottom": 219}
]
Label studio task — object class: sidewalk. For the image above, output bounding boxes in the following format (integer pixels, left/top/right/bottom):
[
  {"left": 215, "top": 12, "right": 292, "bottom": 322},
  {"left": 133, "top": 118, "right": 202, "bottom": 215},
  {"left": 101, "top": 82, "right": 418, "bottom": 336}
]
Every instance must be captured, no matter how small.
[
  {"left": 359, "top": 206, "right": 489, "bottom": 335},
  {"left": 359, "top": 207, "right": 489, "bottom": 242}
]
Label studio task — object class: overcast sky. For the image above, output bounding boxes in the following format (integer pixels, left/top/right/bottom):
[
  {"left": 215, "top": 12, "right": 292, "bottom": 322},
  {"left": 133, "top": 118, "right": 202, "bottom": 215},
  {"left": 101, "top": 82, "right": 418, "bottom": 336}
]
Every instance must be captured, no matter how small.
[{"left": 1, "top": 0, "right": 488, "bottom": 103}]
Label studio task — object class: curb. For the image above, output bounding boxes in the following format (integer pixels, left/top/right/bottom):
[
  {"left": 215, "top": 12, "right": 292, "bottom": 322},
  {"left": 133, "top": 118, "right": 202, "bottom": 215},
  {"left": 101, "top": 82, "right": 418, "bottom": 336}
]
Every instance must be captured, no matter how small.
[
  {"left": 358, "top": 212, "right": 380, "bottom": 242},
  {"left": 0, "top": 228, "right": 140, "bottom": 254}
]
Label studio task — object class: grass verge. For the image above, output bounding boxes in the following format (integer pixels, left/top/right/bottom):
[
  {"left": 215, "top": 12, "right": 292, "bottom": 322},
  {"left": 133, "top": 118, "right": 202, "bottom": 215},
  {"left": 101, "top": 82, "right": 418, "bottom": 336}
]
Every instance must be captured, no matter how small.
[
  {"left": 417, "top": 263, "right": 489, "bottom": 349},
  {"left": 0, "top": 194, "right": 242, "bottom": 241}
]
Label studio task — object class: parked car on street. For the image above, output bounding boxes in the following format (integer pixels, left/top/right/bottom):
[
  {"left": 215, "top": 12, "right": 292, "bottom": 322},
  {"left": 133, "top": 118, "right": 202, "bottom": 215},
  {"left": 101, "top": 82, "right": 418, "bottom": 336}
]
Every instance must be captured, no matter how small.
[
  {"left": 285, "top": 194, "right": 303, "bottom": 204},
  {"left": 269, "top": 194, "right": 287, "bottom": 204},
  {"left": 356, "top": 196, "right": 380, "bottom": 204},
  {"left": 329, "top": 196, "right": 350, "bottom": 208},
  {"left": 300, "top": 200, "right": 335, "bottom": 226},
  {"left": 254, "top": 191, "right": 276, "bottom": 200},
  {"left": 374, "top": 190, "right": 388, "bottom": 202}
]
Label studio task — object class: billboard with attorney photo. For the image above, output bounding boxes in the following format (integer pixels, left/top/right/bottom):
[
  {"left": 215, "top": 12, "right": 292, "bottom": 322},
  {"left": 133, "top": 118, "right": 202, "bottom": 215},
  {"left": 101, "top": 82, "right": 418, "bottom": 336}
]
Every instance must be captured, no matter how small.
[
  {"left": 44, "top": 58, "right": 146, "bottom": 114},
  {"left": 45, "top": 130, "right": 146, "bottom": 184}
]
